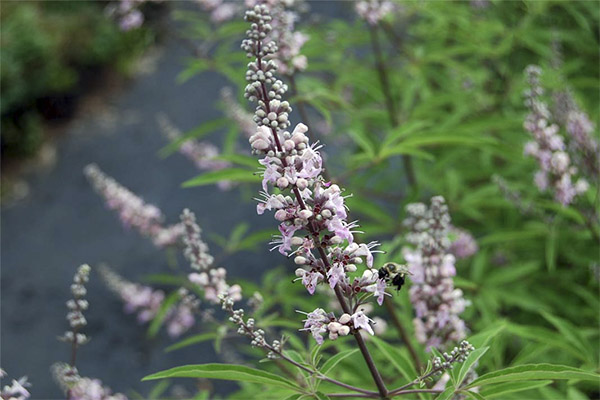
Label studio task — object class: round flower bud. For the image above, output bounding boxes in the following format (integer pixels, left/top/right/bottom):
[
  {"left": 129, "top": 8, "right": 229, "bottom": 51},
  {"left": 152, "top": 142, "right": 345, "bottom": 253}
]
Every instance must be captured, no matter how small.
[
  {"left": 296, "top": 178, "right": 308, "bottom": 190},
  {"left": 290, "top": 236, "right": 304, "bottom": 246},
  {"left": 277, "top": 177, "right": 289, "bottom": 189},
  {"left": 284, "top": 140, "right": 295, "bottom": 151},
  {"left": 295, "top": 268, "right": 305, "bottom": 277},
  {"left": 321, "top": 209, "right": 332, "bottom": 219},
  {"left": 298, "top": 209, "right": 313, "bottom": 220},
  {"left": 294, "top": 256, "right": 307, "bottom": 265},
  {"left": 330, "top": 236, "right": 343, "bottom": 245},
  {"left": 339, "top": 313, "right": 351, "bottom": 325},
  {"left": 329, "top": 332, "right": 339, "bottom": 340},
  {"left": 346, "top": 264, "right": 357, "bottom": 272},
  {"left": 338, "top": 325, "right": 350, "bottom": 336},
  {"left": 251, "top": 139, "right": 270, "bottom": 151},
  {"left": 274, "top": 209, "right": 288, "bottom": 221},
  {"left": 328, "top": 322, "right": 342, "bottom": 333}
]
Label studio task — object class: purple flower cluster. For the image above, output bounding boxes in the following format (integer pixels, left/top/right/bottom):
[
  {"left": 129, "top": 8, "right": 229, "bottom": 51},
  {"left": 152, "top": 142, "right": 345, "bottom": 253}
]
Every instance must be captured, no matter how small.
[
  {"left": 299, "top": 308, "right": 379, "bottom": 345},
  {"left": 105, "top": 0, "right": 147, "bottom": 31},
  {"left": 100, "top": 266, "right": 198, "bottom": 338},
  {"left": 100, "top": 265, "right": 164, "bottom": 323},
  {"left": 181, "top": 209, "right": 242, "bottom": 304},
  {"left": 52, "top": 363, "right": 126, "bottom": 400},
  {"left": 403, "top": 197, "right": 469, "bottom": 351},
  {"left": 240, "top": 5, "right": 384, "bottom": 343},
  {"left": 85, "top": 164, "right": 185, "bottom": 247},
  {"left": 523, "top": 66, "right": 589, "bottom": 206},
  {"left": 266, "top": 2, "right": 309, "bottom": 75},
  {"left": 0, "top": 370, "right": 30, "bottom": 400},
  {"left": 195, "top": 0, "right": 240, "bottom": 23},
  {"left": 448, "top": 228, "right": 478, "bottom": 260},
  {"left": 355, "top": 0, "right": 394, "bottom": 26}
]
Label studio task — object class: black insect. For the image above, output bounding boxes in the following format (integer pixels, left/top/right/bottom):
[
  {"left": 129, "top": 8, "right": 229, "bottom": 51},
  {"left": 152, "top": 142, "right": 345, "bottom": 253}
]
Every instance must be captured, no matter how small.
[{"left": 377, "top": 263, "right": 411, "bottom": 292}]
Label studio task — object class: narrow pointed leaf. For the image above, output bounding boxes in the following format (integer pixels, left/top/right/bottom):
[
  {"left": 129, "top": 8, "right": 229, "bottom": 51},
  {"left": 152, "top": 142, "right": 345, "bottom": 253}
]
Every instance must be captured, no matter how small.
[
  {"left": 143, "top": 363, "right": 299, "bottom": 390},
  {"left": 463, "top": 364, "right": 600, "bottom": 389}
]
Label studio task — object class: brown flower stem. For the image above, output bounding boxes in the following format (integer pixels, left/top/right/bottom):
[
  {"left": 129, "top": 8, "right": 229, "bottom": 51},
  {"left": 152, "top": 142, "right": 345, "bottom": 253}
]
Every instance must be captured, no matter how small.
[
  {"left": 383, "top": 299, "right": 422, "bottom": 372},
  {"left": 368, "top": 25, "right": 416, "bottom": 189}
]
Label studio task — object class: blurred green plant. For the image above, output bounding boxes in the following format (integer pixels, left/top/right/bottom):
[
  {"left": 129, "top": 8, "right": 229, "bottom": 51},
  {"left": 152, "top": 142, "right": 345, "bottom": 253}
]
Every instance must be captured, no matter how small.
[{"left": 0, "top": 1, "right": 154, "bottom": 157}]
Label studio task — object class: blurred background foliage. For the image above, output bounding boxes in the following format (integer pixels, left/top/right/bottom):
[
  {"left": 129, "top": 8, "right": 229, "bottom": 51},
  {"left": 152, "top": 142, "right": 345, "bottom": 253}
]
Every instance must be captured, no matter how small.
[
  {"left": 0, "top": 0, "right": 156, "bottom": 158},
  {"left": 1, "top": 0, "right": 598, "bottom": 398},
  {"left": 153, "top": 1, "right": 599, "bottom": 398}
]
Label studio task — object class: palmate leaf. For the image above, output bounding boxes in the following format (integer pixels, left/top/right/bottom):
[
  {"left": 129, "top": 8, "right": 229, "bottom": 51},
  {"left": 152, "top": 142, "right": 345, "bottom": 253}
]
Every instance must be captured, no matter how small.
[
  {"left": 182, "top": 168, "right": 261, "bottom": 187},
  {"left": 462, "top": 364, "right": 600, "bottom": 389},
  {"left": 142, "top": 363, "right": 300, "bottom": 390}
]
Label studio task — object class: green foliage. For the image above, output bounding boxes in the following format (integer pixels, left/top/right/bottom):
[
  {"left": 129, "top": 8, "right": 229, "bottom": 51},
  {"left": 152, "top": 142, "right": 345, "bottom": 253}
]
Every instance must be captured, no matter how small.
[
  {"left": 1, "top": 1, "right": 154, "bottom": 157},
  {"left": 148, "top": 1, "right": 599, "bottom": 399}
]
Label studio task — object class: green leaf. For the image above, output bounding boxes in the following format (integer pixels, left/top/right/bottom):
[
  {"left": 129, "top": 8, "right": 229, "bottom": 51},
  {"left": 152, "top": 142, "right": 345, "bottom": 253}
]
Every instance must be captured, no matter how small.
[
  {"left": 159, "top": 118, "right": 228, "bottom": 157},
  {"left": 479, "top": 380, "right": 552, "bottom": 398},
  {"left": 467, "top": 321, "right": 506, "bottom": 348},
  {"left": 147, "top": 291, "right": 180, "bottom": 338},
  {"left": 456, "top": 347, "right": 488, "bottom": 387},
  {"left": 148, "top": 380, "right": 171, "bottom": 399},
  {"left": 142, "top": 364, "right": 299, "bottom": 390},
  {"left": 215, "top": 153, "right": 260, "bottom": 168},
  {"left": 164, "top": 333, "right": 217, "bottom": 353},
  {"left": 320, "top": 349, "right": 359, "bottom": 375},
  {"left": 539, "top": 311, "right": 592, "bottom": 363},
  {"left": 435, "top": 386, "right": 455, "bottom": 400},
  {"left": 462, "top": 391, "right": 487, "bottom": 400},
  {"left": 463, "top": 364, "right": 600, "bottom": 389},
  {"left": 182, "top": 168, "right": 260, "bottom": 187},
  {"left": 369, "top": 336, "right": 417, "bottom": 381}
]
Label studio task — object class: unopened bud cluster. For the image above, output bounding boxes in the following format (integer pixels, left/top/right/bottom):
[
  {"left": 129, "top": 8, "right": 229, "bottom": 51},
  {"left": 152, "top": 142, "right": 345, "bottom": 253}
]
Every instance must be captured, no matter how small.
[
  {"left": 60, "top": 265, "right": 91, "bottom": 346},
  {"left": 403, "top": 197, "right": 469, "bottom": 351},
  {"left": 299, "top": 308, "right": 377, "bottom": 345},
  {"left": 181, "top": 209, "right": 242, "bottom": 304},
  {"left": 100, "top": 265, "right": 164, "bottom": 323},
  {"left": 220, "top": 296, "right": 281, "bottom": 359},
  {"left": 85, "top": 164, "right": 184, "bottom": 247},
  {"left": 523, "top": 65, "right": 589, "bottom": 206},
  {"left": 52, "top": 362, "right": 126, "bottom": 400},
  {"left": 431, "top": 341, "right": 475, "bottom": 375}
]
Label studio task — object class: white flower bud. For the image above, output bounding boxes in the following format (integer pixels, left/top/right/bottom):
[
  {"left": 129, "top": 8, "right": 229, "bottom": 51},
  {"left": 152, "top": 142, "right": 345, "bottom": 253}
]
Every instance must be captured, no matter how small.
[
  {"left": 330, "top": 235, "right": 343, "bottom": 244},
  {"left": 295, "top": 268, "right": 306, "bottom": 277},
  {"left": 298, "top": 209, "right": 313, "bottom": 220},
  {"left": 290, "top": 236, "right": 304, "bottom": 246},
  {"left": 321, "top": 209, "right": 332, "bottom": 219},
  {"left": 294, "top": 256, "right": 307, "bottom": 265},
  {"left": 338, "top": 325, "right": 350, "bottom": 336},
  {"left": 274, "top": 209, "right": 288, "bottom": 221},
  {"left": 339, "top": 313, "right": 351, "bottom": 325},
  {"left": 346, "top": 264, "right": 357, "bottom": 272},
  {"left": 296, "top": 178, "right": 308, "bottom": 190},
  {"left": 251, "top": 139, "right": 270, "bottom": 151},
  {"left": 284, "top": 139, "right": 295, "bottom": 151},
  {"left": 277, "top": 177, "right": 289, "bottom": 189},
  {"left": 328, "top": 322, "right": 342, "bottom": 333}
]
